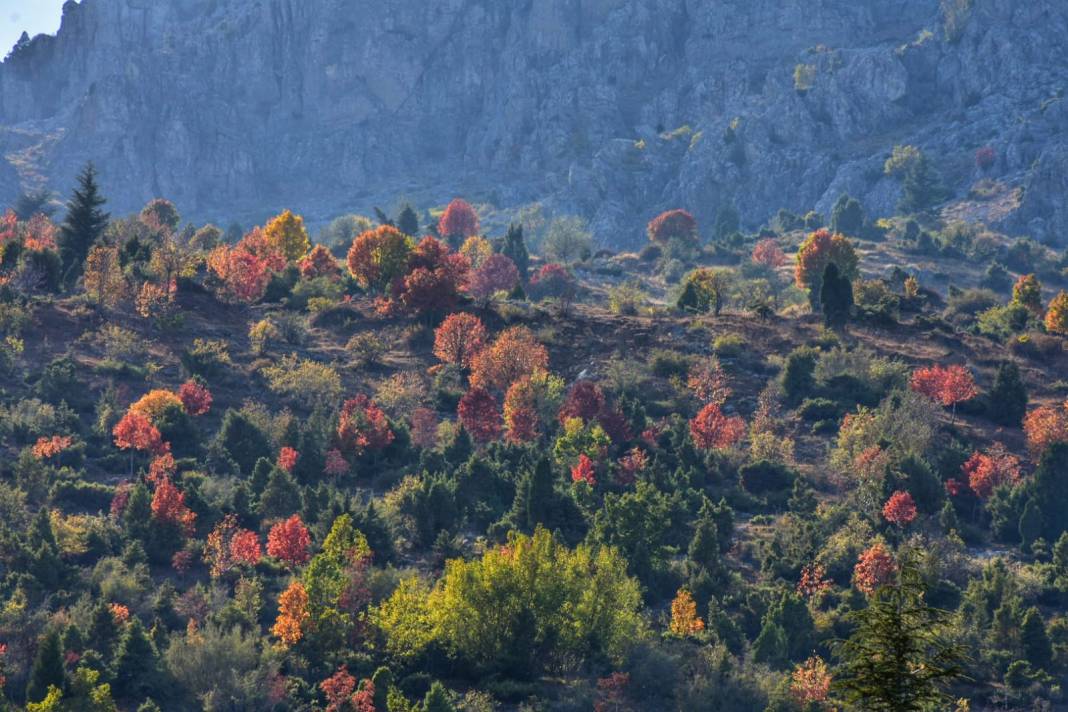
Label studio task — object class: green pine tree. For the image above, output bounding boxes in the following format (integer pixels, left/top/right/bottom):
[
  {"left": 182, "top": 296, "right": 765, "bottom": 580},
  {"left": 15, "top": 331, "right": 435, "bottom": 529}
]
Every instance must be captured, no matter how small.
[
  {"left": 1021, "top": 606, "right": 1052, "bottom": 671},
  {"left": 989, "top": 361, "right": 1028, "bottom": 427},
  {"left": 27, "top": 629, "right": 66, "bottom": 703},
  {"left": 899, "top": 153, "right": 949, "bottom": 214},
  {"left": 258, "top": 467, "right": 301, "bottom": 520},
  {"left": 753, "top": 620, "right": 789, "bottom": 669},
  {"left": 397, "top": 203, "right": 420, "bottom": 237},
  {"left": 58, "top": 163, "right": 109, "bottom": 286},
  {"left": 833, "top": 554, "right": 966, "bottom": 711},
  {"left": 110, "top": 618, "right": 159, "bottom": 700},
  {"left": 421, "top": 681, "right": 455, "bottom": 712}
]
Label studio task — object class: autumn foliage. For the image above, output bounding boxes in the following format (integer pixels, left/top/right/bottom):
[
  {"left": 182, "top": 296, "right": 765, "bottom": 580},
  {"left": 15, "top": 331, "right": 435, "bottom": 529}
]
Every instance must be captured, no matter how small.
[
  {"left": 272, "top": 580, "right": 310, "bottom": 646},
  {"left": 267, "top": 515, "right": 312, "bottom": 567},
  {"left": 299, "top": 244, "right": 341, "bottom": 281},
  {"left": 1012, "top": 273, "right": 1043, "bottom": 315},
  {"left": 263, "top": 209, "right": 311, "bottom": 262},
  {"left": 337, "top": 395, "right": 395, "bottom": 454},
  {"left": 151, "top": 476, "right": 196, "bottom": 535},
  {"left": 1023, "top": 401, "right": 1068, "bottom": 459},
  {"left": 32, "top": 435, "right": 73, "bottom": 460},
  {"left": 794, "top": 228, "right": 859, "bottom": 294},
  {"left": 962, "top": 444, "right": 1022, "bottom": 498},
  {"left": 689, "top": 403, "right": 745, "bottom": 450},
  {"left": 177, "top": 380, "right": 213, "bottom": 416},
  {"left": 669, "top": 589, "right": 704, "bottom": 636},
  {"left": 113, "top": 412, "right": 167, "bottom": 455},
  {"left": 910, "top": 364, "right": 977, "bottom": 409},
  {"left": 853, "top": 543, "right": 897, "bottom": 595},
  {"left": 346, "top": 225, "right": 413, "bottom": 293},
  {"left": 470, "top": 326, "right": 549, "bottom": 392},
  {"left": 433, "top": 313, "right": 487, "bottom": 370},
  {"left": 458, "top": 387, "right": 501, "bottom": 443},
  {"left": 467, "top": 253, "right": 519, "bottom": 303},
  {"left": 751, "top": 238, "right": 787, "bottom": 268},
  {"left": 1046, "top": 290, "right": 1068, "bottom": 335},
  {"left": 882, "top": 491, "right": 917, "bottom": 526},
  {"left": 438, "top": 198, "right": 480, "bottom": 240},
  {"left": 571, "top": 454, "right": 597, "bottom": 486},
  {"left": 647, "top": 209, "right": 698, "bottom": 247},
  {"left": 790, "top": 656, "right": 832, "bottom": 706}
]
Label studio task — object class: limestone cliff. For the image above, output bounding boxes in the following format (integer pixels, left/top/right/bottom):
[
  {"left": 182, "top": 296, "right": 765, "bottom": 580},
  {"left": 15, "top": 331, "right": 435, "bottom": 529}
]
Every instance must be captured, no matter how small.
[{"left": 1, "top": 0, "right": 1066, "bottom": 246}]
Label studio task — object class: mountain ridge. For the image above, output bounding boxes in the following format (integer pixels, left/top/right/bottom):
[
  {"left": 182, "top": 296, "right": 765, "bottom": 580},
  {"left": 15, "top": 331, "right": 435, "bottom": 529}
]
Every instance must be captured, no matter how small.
[{"left": 1, "top": 0, "right": 1066, "bottom": 246}]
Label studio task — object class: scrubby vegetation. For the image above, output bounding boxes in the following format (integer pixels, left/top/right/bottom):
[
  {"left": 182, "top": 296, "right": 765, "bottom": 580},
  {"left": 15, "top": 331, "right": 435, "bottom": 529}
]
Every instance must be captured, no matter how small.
[{"left": 0, "top": 169, "right": 1067, "bottom": 711}]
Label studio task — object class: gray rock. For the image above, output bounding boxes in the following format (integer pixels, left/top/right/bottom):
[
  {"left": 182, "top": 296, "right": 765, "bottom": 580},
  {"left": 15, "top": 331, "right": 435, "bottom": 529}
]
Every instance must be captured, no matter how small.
[{"left": 1, "top": 0, "right": 1066, "bottom": 246}]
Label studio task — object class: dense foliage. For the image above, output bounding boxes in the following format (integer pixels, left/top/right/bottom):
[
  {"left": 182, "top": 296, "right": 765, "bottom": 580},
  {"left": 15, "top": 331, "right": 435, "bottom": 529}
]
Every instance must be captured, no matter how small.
[{"left": 0, "top": 171, "right": 1066, "bottom": 711}]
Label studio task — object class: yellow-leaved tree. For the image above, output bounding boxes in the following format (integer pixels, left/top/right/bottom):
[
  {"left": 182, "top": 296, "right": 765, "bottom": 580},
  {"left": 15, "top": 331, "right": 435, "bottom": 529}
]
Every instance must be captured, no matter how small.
[
  {"left": 264, "top": 209, "right": 310, "bottom": 262},
  {"left": 371, "top": 527, "right": 643, "bottom": 675}
]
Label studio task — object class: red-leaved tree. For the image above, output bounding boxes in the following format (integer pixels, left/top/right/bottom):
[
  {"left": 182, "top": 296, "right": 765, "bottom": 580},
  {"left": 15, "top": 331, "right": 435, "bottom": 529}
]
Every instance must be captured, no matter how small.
[
  {"left": 267, "top": 514, "right": 312, "bottom": 567},
  {"left": 299, "top": 244, "right": 341, "bottom": 281},
  {"left": 458, "top": 387, "right": 501, "bottom": 443},
  {"left": 467, "top": 254, "right": 519, "bottom": 304},
  {"left": 438, "top": 198, "right": 480, "bottom": 241},
  {"left": 337, "top": 395, "right": 395, "bottom": 455},
  {"left": 910, "top": 364, "right": 977, "bottom": 413},
  {"left": 177, "top": 380, "right": 213, "bottom": 416},
  {"left": 882, "top": 491, "right": 917, "bottom": 527},
  {"left": 752, "top": 238, "right": 787, "bottom": 269},
  {"left": 571, "top": 454, "right": 597, "bottom": 486},
  {"left": 853, "top": 542, "right": 897, "bottom": 595},
  {"left": 647, "top": 209, "right": 698, "bottom": 247},
  {"left": 689, "top": 403, "right": 745, "bottom": 451},
  {"left": 151, "top": 476, "right": 196, "bottom": 536},
  {"left": 558, "top": 381, "right": 606, "bottom": 424},
  {"left": 962, "top": 444, "right": 1023, "bottom": 498}
]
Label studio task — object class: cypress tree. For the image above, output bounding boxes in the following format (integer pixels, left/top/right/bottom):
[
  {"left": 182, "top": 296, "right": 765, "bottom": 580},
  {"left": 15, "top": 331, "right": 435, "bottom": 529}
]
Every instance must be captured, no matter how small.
[
  {"left": 397, "top": 203, "right": 420, "bottom": 237},
  {"left": 819, "top": 262, "right": 853, "bottom": 327},
  {"left": 502, "top": 223, "right": 530, "bottom": 282},
  {"left": 58, "top": 163, "right": 109, "bottom": 286},
  {"left": 27, "top": 629, "right": 65, "bottom": 703},
  {"left": 989, "top": 361, "right": 1028, "bottom": 427}
]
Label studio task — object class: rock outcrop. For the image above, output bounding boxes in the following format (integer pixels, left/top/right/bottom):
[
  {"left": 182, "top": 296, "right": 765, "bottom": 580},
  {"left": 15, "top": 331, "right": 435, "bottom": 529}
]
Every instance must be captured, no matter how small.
[{"left": 1, "top": 0, "right": 1066, "bottom": 247}]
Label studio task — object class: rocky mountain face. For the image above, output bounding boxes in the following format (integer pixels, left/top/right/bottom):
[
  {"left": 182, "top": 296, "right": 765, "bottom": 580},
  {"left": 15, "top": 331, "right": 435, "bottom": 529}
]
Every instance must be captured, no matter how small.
[{"left": 1, "top": 0, "right": 1066, "bottom": 247}]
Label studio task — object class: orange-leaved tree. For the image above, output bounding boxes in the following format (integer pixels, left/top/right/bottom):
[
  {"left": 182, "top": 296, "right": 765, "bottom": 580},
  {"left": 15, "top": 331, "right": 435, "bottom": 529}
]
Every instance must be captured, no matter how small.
[
  {"left": 272, "top": 580, "right": 310, "bottom": 647},
  {"left": 794, "top": 228, "right": 858, "bottom": 305},
  {"left": 433, "top": 312, "right": 487, "bottom": 369},
  {"left": 669, "top": 588, "right": 704, "bottom": 636},
  {"left": 346, "top": 225, "right": 413, "bottom": 294},
  {"left": 470, "top": 325, "right": 549, "bottom": 392},
  {"left": 852, "top": 542, "right": 896, "bottom": 595},
  {"left": 1046, "top": 290, "right": 1068, "bottom": 335},
  {"left": 689, "top": 403, "right": 745, "bottom": 451}
]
